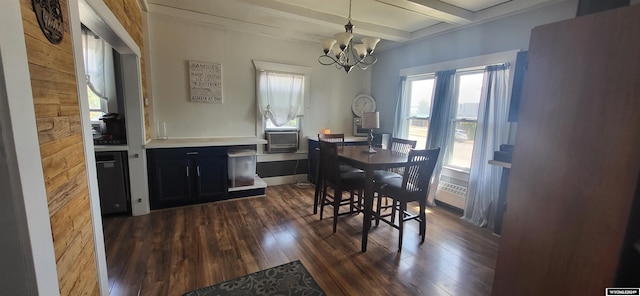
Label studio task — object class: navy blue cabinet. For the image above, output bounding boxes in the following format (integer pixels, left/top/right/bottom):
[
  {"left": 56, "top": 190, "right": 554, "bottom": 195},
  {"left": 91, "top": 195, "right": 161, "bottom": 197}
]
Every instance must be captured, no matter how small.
[{"left": 147, "top": 147, "right": 227, "bottom": 210}]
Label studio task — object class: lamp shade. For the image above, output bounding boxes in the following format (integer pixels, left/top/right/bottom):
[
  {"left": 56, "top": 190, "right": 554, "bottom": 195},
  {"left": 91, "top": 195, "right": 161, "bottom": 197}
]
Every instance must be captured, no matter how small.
[
  {"left": 334, "top": 32, "right": 353, "bottom": 49},
  {"left": 361, "top": 37, "right": 380, "bottom": 53},
  {"left": 362, "top": 112, "right": 379, "bottom": 129},
  {"left": 353, "top": 44, "right": 367, "bottom": 59},
  {"left": 320, "top": 38, "right": 337, "bottom": 54}
]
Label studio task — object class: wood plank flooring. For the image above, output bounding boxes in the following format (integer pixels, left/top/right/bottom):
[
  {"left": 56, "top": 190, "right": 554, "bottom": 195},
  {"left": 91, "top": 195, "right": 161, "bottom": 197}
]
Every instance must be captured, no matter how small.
[{"left": 102, "top": 184, "right": 500, "bottom": 295}]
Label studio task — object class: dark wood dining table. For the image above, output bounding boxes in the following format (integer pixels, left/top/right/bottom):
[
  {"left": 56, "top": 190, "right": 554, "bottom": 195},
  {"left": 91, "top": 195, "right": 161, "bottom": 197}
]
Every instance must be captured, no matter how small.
[{"left": 337, "top": 145, "right": 410, "bottom": 252}]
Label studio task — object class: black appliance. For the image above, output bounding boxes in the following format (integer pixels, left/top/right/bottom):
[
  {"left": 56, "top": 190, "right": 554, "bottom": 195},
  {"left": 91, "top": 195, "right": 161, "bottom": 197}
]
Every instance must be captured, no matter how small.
[
  {"left": 95, "top": 152, "right": 129, "bottom": 215},
  {"left": 96, "top": 113, "right": 126, "bottom": 144}
]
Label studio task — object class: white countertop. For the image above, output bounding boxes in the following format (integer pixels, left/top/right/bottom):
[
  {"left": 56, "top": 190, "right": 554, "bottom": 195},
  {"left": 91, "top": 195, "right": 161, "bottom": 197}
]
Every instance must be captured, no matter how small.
[
  {"left": 308, "top": 136, "right": 368, "bottom": 142},
  {"left": 145, "top": 137, "right": 267, "bottom": 149},
  {"left": 94, "top": 145, "right": 128, "bottom": 152}
]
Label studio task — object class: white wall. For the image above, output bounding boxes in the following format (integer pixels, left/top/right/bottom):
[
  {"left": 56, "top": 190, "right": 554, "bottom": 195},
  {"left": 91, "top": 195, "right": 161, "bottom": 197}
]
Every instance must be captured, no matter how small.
[
  {"left": 148, "top": 13, "right": 371, "bottom": 140},
  {"left": 371, "top": 0, "right": 579, "bottom": 132}
]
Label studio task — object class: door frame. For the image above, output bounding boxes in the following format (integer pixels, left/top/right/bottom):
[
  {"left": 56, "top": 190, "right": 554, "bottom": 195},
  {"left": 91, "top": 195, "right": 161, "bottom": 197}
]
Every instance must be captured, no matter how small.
[{"left": 0, "top": 1, "right": 60, "bottom": 294}]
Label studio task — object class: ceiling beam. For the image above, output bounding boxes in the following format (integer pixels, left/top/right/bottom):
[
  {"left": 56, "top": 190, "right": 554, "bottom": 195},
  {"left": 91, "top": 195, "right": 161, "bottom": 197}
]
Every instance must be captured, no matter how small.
[
  {"left": 375, "top": 0, "right": 473, "bottom": 25},
  {"left": 234, "top": 0, "right": 411, "bottom": 42}
]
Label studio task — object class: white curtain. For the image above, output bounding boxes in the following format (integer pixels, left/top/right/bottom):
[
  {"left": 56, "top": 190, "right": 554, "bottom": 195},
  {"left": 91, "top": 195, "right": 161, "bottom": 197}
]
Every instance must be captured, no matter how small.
[
  {"left": 257, "top": 71, "right": 304, "bottom": 127},
  {"left": 463, "top": 64, "right": 510, "bottom": 227},
  {"left": 82, "top": 28, "right": 108, "bottom": 100},
  {"left": 393, "top": 77, "right": 408, "bottom": 138}
]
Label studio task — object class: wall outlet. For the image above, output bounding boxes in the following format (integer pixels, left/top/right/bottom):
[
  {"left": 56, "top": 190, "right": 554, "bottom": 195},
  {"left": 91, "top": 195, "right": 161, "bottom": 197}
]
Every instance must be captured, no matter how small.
[{"left": 144, "top": 98, "right": 149, "bottom": 106}]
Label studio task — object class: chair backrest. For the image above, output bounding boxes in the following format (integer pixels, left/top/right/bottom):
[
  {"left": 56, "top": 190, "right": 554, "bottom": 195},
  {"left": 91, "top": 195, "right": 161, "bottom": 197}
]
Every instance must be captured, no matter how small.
[
  {"left": 388, "top": 138, "right": 417, "bottom": 174},
  {"left": 390, "top": 138, "right": 417, "bottom": 154},
  {"left": 402, "top": 148, "right": 441, "bottom": 194},
  {"left": 318, "top": 140, "right": 342, "bottom": 185},
  {"left": 318, "top": 133, "right": 345, "bottom": 145}
]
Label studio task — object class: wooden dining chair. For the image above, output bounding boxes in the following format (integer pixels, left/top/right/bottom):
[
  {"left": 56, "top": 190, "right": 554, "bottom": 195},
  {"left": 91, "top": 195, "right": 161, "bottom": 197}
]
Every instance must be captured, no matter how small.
[
  {"left": 372, "top": 138, "right": 417, "bottom": 214},
  {"left": 373, "top": 137, "right": 417, "bottom": 181},
  {"left": 373, "top": 148, "right": 440, "bottom": 250},
  {"left": 318, "top": 140, "right": 365, "bottom": 233},
  {"left": 313, "top": 133, "right": 361, "bottom": 214}
]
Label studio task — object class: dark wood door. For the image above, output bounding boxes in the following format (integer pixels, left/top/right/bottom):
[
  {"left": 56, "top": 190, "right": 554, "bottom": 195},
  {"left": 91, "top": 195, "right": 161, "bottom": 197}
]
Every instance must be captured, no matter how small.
[
  {"left": 492, "top": 5, "right": 640, "bottom": 295},
  {"left": 194, "top": 156, "right": 228, "bottom": 201},
  {"left": 151, "top": 158, "right": 192, "bottom": 209}
]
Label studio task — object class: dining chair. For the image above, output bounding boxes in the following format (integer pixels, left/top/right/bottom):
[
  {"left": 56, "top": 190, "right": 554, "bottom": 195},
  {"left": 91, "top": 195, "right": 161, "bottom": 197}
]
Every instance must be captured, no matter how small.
[
  {"left": 372, "top": 138, "right": 417, "bottom": 214},
  {"left": 373, "top": 137, "right": 417, "bottom": 182},
  {"left": 318, "top": 140, "right": 365, "bottom": 233},
  {"left": 313, "top": 133, "right": 362, "bottom": 214},
  {"left": 373, "top": 148, "right": 440, "bottom": 250}
]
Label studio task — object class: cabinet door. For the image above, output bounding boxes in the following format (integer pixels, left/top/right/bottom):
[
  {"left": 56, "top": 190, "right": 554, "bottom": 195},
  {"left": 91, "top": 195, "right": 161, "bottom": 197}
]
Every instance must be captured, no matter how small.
[
  {"left": 194, "top": 156, "right": 227, "bottom": 202},
  {"left": 151, "top": 158, "right": 192, "bottom": 209}
]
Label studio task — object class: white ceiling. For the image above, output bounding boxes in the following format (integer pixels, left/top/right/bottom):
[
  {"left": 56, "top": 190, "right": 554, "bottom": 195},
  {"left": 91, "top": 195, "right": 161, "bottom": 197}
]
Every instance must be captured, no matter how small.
[{"left": 145, "top": 0, "right": 565, "bottom": 49}]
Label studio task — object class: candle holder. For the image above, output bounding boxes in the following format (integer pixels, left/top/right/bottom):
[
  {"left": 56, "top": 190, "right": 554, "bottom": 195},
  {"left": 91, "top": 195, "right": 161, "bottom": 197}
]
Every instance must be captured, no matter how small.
[{"left": 361, "top": 112, "right": 379, "bottom": 154}]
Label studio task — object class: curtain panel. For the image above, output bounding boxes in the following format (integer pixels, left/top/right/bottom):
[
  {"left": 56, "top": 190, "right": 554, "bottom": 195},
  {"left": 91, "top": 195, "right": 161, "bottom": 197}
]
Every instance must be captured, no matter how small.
[
  {"left": 393, "top": 76, "right": 408, "bottom": 138},
  {"left": 425, "top": 69, "right": 457, "bottom": 206},
  {"left": 81, "top": 28, "right": 108, "bottom": 100},
  {"left": 257, "top": 71, "right": 305, "bottom": 127},
  {"left": 463, "top": 64, "right": 510, "bottom": 227}
]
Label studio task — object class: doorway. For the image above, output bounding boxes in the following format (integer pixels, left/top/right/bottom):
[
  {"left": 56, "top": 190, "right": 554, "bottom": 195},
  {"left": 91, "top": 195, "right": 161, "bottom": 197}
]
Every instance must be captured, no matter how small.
[{"left": 71, "top": 0, "right": 151, "bottom": 293}]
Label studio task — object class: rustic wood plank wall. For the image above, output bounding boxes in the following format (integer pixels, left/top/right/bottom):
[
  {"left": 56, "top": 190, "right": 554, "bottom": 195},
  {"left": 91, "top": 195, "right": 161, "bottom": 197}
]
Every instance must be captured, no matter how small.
[
  {"left": 19, "top": 0, "right": 99, "bottom": 294},
  {"left": 103, "top": 0, "right": 151, "bottom": 140}
]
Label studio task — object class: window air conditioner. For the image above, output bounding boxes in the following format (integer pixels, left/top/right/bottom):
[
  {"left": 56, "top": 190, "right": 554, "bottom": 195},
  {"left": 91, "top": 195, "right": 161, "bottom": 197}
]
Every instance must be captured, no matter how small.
[{"left": 266, "top": 131, "right": 299, "bottom": 153}]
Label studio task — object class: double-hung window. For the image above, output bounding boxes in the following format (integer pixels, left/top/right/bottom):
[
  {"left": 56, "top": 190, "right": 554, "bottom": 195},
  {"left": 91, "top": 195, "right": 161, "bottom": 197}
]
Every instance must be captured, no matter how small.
[
  {"left": 399, "top": 71, "right": 484, "bottom": 171},
  {"left": 402, "top": 75, "right": 435, "bottom": 149},
  {"left": 447, "top": 71, "right": 483, "bottom": 170}
]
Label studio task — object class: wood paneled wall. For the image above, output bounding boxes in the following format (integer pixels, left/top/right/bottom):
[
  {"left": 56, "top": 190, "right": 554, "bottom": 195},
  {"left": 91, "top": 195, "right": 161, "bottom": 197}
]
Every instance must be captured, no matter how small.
[
  {"left": 103, "top": 0, "right": 151, "bottom": 140},
  {"left": 20, "top": 0, "right": 99, "bottom": 294}
]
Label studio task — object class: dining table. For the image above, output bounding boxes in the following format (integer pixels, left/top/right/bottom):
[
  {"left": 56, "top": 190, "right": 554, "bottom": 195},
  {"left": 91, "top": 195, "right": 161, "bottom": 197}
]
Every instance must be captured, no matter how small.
[{"left": 337, "top": 145, "right": 410, "bottom": 252}]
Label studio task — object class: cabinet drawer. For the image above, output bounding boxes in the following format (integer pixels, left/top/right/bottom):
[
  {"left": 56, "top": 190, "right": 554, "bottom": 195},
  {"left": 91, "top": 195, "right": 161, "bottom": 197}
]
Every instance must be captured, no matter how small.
[{"left": 149, "top": 147, "right": 227, "bottom": 159}]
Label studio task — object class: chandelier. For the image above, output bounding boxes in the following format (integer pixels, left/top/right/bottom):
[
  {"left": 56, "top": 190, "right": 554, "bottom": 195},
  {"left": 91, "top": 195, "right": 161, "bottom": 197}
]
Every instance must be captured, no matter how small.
[{"left": 318, "top": 0, "right": 380, "bottom": 73}]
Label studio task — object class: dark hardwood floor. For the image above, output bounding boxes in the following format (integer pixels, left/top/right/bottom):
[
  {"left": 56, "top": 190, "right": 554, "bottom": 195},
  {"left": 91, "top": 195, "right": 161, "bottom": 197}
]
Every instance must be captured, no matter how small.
[{"left": 102, "top": 184, "right": 500, "bottom": 295}]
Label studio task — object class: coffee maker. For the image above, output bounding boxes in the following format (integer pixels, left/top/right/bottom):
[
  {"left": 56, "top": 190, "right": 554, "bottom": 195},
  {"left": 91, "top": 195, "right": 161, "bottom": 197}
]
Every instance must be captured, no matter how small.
[{"left": 95, "top": 113, "right": 126, "bottom": 145}]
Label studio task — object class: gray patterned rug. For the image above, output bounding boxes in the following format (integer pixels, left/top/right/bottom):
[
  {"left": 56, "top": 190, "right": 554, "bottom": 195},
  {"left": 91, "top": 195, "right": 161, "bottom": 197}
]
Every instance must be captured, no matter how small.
[{"left": 182, "top": 260, "right": 325, "bottom": 296}]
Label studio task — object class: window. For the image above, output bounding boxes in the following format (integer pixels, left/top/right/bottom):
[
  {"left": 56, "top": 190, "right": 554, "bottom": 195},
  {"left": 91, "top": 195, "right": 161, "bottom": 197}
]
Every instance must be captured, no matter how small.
[
  {"left": 258, "top": 71, "right": 303, "bottom": 130},
  {"left": 447, "top": 72, "right": 483, "bottom": 170},
  {"left": 87, "top": 86, "right": 105, "bottom": 122},
  {"left": 399, "top": 71, "right": 484, "bottom": 171},
  {"left": 403, "top": 76, "right": 435, "bottom": 148},
  {"left": 254, "top": 61, "right": 311, "bottom": 133}
]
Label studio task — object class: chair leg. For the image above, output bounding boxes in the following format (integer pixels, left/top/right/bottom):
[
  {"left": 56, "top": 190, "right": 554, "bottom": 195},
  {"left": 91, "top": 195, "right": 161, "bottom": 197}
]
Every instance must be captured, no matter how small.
[
  {"left": 375, "top": 192, "right": 382, "bottom": 226},
  {"left": 319, "top": 184, "right": 328, "bottom": 221},
  {"left": 390, "top": 200, "right": 397, "bottom": 225},
  {"left": 349, "top": 190, "right": 355, "bottom": 214},
  {"left": 313, "top": 178, "right": 321, "bottom": 214},
  {"left": 419, "top": 200, "right": 427, "bottom": 243},
  {"left": 398, "top": 202, "right": 407, "bottom": 251},
  {"left": 333, "top": 189, "right": 342, "bottom": 233}
]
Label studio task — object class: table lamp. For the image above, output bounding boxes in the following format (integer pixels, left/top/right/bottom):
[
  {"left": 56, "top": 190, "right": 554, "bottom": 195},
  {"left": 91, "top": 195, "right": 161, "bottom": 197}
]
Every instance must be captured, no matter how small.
[{"left": 362, "top": 111, "right": 379, "bottom": 153}]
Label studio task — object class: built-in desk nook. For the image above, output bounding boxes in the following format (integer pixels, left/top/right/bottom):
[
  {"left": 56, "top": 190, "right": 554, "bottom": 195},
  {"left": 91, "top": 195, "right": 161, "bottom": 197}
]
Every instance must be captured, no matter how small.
[{"left": 145, "top": 137, "right": 267, "bottom": 210}]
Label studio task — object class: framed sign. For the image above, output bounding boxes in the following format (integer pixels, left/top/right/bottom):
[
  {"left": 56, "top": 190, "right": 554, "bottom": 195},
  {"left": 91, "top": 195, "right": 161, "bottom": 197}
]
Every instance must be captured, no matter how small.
[
  {"left": 188, "top": 61, "right": 222, "bottom": 103},
  {"left": 32, "top": 0, "right": 64, "bottom": 44}
]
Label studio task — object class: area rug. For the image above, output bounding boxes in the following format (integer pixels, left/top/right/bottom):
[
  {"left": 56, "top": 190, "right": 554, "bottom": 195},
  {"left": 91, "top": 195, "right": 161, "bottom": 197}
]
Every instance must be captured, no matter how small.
[{"left": 182, "top": 260, "right": 325, "bottom": 296}]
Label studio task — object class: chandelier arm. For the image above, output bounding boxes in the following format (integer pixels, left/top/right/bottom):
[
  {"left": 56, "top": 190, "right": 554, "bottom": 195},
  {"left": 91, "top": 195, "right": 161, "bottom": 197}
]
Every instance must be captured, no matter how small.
[{"left": 318, "top": 54, "right": 340, "bottom": 66}]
